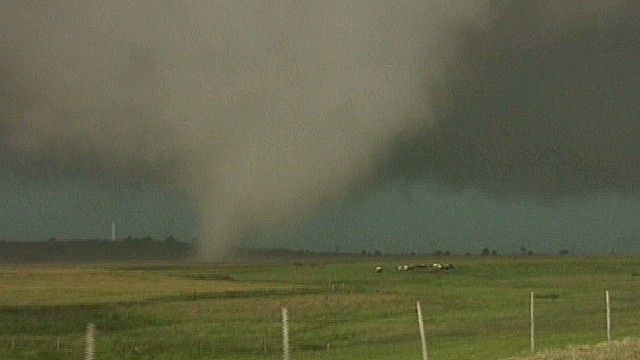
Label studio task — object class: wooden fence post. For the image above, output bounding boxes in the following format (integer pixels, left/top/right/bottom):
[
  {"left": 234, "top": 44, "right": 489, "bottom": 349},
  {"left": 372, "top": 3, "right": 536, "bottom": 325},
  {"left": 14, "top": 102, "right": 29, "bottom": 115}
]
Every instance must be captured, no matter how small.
[
  {"left": 416, "top": 301, "right": 429, "bottom": 360},
  {"left": 85, "top": 323, "right": 96, "bottom": 360},
  {"left": 606, "top": 290, "right": 611, "bottom": 341},
  {"left": 282, "top": 307, "right": 290, "bottom": 360},
  {"left": 530, "top": 292, "right": 535, "bottom": 353}
]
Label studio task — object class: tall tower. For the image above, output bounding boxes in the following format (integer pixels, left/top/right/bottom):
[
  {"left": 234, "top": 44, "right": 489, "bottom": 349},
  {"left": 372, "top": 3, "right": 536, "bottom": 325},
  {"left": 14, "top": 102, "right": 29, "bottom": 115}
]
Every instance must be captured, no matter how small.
[{"left": 111, "top": 222, "right": 116, "bottom": 241}]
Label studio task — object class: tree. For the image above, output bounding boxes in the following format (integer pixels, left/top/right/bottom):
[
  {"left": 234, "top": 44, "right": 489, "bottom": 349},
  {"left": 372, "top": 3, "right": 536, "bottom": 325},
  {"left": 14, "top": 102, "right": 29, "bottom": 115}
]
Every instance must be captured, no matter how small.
[
  {"left": 558, "top": 249, "right": 569, "bottom": 256},
  {"left": 481, "top": 247, "right": 490, "bottom": 256}
]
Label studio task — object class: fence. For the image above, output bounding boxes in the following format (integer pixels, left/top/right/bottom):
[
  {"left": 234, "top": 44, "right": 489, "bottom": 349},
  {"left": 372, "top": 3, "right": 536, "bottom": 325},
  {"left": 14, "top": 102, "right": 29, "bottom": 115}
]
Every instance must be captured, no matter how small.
[{"left": 1, "top": 290, "right": 637, "bottom": 360}]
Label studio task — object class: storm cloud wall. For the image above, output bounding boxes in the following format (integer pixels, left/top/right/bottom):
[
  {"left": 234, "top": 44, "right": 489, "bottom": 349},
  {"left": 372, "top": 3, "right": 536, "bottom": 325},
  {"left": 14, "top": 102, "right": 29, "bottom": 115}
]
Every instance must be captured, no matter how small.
[{"left": 1, "top": 1, "right": 637, "bottom": 257}]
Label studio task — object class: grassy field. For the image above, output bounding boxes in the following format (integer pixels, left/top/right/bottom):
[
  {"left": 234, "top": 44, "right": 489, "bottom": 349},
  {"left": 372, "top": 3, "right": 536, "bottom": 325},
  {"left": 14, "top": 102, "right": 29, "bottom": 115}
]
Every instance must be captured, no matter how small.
[{"left": 2, "top": 257, "right": 640, "bottom": 359}]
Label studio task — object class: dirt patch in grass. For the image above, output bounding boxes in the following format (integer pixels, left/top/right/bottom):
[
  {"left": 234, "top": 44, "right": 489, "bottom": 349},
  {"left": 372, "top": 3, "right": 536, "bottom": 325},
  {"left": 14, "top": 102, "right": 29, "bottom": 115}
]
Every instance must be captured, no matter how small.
[{"left": 505, "top": 338, "right": 640, "bottom": 360}]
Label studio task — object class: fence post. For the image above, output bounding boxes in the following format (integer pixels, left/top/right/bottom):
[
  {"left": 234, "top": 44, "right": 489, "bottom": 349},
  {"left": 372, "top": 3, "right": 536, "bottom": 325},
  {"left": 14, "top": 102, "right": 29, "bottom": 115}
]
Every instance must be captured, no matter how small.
[
  {"left": 263, "top": 335, "right": 268, "bottom": 353},
  {"left": 530, "top": 292, "right": 535, "bottom": 353},
  {"left": 85, "top": 322, "right": 96, "bottom": 360},
  {"left": 416, "top": 301, "right": 429, "bottom": 360},
  {"left": 606, "top": 290, "right": 611, "bottom": 341},
  {"left": 282, "top": 307, "right": 290, "bottom": 360}
]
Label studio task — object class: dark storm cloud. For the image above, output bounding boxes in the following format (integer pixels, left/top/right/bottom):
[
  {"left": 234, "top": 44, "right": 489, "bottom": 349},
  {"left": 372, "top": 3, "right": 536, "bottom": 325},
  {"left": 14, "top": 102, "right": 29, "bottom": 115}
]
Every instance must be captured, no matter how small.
[
  {"left": 2, "top": 1, "right": 637, "bottom": 257},
  {"left": 385, "top": 1, "right": 640, "bottom": 199},
  {"left": 0, "top": 1, "right": 488, "bottom": 256}
]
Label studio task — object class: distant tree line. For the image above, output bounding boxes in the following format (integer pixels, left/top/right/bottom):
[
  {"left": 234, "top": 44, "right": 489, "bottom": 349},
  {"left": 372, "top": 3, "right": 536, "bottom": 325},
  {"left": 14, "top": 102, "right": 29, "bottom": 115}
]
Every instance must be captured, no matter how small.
[
  {"left": 0, "top": 236, "right": 194, "bottom": 263},
  {"left": 0, "top": 238, "right": 574, "bottom": 263},
  {"left": 355, "top": 247, "right": 572, "bottom": 258}
]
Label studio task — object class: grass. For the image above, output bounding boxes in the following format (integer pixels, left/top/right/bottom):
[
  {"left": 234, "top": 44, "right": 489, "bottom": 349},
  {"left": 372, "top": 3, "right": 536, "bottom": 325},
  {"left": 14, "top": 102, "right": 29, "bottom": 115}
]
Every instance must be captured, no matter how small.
[
  {"left": 1, "top": 257, "right": 640, "bottom": 359},
  {"left": 506, "top": 338, "right": 640, "bottom": 360}
]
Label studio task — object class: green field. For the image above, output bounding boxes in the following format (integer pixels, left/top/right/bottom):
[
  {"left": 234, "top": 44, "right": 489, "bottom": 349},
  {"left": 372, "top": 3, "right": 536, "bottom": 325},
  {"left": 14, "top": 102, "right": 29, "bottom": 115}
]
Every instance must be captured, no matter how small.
[{"left": 2, "top": 257, "right": 640, "bottom": 359}]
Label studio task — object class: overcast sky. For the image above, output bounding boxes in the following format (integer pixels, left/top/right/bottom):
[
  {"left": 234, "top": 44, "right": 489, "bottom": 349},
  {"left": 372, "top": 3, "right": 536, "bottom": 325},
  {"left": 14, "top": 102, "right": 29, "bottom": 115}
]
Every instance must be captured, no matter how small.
[{"left": 2, "top": 1, "right": 639, "bottom": 257}]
